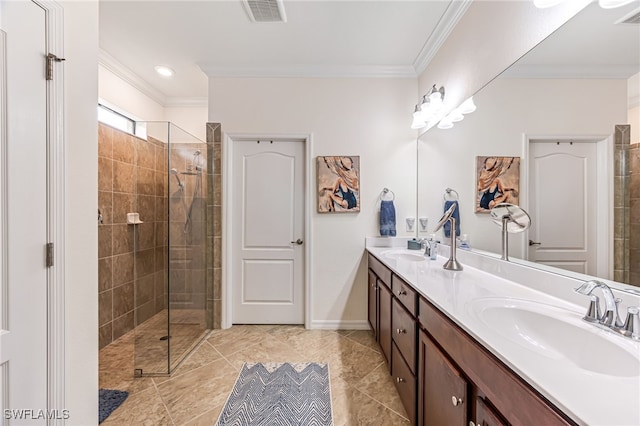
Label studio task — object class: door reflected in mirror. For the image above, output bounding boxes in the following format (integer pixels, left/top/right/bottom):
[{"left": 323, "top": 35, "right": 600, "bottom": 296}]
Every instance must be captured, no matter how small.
[{"left": 416, "top": 2, "right": 639, "bottom": 287}]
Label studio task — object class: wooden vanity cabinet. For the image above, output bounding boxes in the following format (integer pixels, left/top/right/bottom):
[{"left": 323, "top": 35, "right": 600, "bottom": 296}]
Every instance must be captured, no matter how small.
[
  {"left": 419, "top": 297, "right": 575, "bottom": 426},
  {"left": 378, "top": 282, "right": 392, "bottom": 365},
  {"left": 367, "top": 254, "right": 393, "bottom": 365},
  {"left": 367, "top": 270, "right": 378, "bottom": 339},
  {"left": 367, "top": 253, "right": 577, "bottom": 426},
  {"left": 418, "top": 330, "right": 468, "bottom": 426}
]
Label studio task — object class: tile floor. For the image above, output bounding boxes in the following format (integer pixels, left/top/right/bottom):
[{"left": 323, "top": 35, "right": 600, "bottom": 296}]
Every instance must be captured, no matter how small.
[
  {"left": 99, "top": 325, "right": 410, "bottom": 425},
  {"left": 130, "top": 310, "right": 209, "bottom": 374}
]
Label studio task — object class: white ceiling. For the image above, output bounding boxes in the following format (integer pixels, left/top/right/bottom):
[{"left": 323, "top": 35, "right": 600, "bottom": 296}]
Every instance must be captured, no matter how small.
[
  {"left": 98, "top": 0, "right": 466, "bottom": 103},
  {"left": 99, "top": 1, "right": 640, "bottom": 105}
]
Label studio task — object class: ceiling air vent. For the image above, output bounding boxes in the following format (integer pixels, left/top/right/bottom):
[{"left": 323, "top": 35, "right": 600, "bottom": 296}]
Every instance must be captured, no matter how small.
[
  {"left": 616, "top": 7, "right": 640, "bottom": 25},
  {"left": 242, "top": 0, "right": 287, "bottom": 23}
]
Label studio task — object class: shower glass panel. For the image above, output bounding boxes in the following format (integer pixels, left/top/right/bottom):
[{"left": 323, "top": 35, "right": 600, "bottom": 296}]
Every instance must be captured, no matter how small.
[{"left": 133, "top": 121, "right": 209, "bottom": 376}]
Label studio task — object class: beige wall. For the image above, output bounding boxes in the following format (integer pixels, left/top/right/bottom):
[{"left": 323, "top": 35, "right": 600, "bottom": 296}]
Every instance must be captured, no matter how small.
[
  {"left": 629, "top": 72, "right": 639, "bottom": 144},
  {"left": 417, "top": 78, "right": 627, "bottom": 258},
  {"left": 209, "top": 77, "right": 417, "bottom": 326}
]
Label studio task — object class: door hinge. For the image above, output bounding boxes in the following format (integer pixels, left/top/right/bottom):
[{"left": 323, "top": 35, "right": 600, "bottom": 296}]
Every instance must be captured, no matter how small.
[
  {"left": 46, "top": 53, "right": 65, "bottom": 81},
  {"left": 46, "top": 242, "right": 54, "bottom": 267}
]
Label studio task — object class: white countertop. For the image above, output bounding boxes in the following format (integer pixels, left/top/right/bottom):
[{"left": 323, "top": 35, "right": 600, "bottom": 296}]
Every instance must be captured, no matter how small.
[{"left": 366, "top": 244, "right": 640, "bottom": 426}]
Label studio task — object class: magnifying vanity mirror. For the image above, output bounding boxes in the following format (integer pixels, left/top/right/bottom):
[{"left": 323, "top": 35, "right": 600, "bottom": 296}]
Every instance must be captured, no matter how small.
[
  {"left": 489, "top": 203, "right": 531, "bottom": 261},
  {"left": 417, "top": 1, "right": 640, "bottom": 289}
]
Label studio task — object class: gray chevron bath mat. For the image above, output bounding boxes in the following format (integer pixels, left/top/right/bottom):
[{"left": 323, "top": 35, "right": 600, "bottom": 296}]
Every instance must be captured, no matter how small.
[{"left": 216, "top": 362, "right": 333, "bottom": 426}]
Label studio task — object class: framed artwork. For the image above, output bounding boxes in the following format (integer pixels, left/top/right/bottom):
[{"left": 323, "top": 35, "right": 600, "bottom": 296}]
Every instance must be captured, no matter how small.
[
  {"left": 317, "top": 156, "right": 360, "bottom": 213},
  {"left": 475, "top": 156, "right": 520, "bottom": 213}
]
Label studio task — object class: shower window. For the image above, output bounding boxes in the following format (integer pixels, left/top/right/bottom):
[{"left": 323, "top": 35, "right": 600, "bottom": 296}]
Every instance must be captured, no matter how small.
[{"left": 97, "top": 103, "right": 143, "bottom": 137}]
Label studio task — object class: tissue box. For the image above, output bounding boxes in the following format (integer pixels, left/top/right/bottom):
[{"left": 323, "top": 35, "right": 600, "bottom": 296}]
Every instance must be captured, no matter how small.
[{"left": 407, "top": 239, "right": 421, "bottom": 250}]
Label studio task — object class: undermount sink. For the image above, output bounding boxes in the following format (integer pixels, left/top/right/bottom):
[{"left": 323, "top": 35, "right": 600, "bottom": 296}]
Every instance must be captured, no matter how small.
[
  {"left": 469, "top": 298, "right": 640, "bottom": 377},
  {"left": 380, "top": 249, "right": 426, "bottom": 262}
]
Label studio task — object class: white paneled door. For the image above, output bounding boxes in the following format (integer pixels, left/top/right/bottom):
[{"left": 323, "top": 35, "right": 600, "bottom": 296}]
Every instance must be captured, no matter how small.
[
  {"left": 0, "top": 0, "right": 49, "bottom": 420},
  {"left": 232, "top": 140, "right": 305, "bottom": 324},
  {"left": 528, "top": 140, "right": 598, "bottom": 275}
]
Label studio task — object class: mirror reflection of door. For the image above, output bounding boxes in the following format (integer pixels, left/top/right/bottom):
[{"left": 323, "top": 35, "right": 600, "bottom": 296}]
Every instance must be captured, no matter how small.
[{"left": 527, "top": 137, "right": 608, "bottom": 277}]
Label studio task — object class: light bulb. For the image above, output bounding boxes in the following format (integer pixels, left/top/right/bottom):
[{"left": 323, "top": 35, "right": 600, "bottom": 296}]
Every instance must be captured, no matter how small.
[
  {"left": 449, "top": 109, "right": 464, "bottom": 123},
  {"left": 437, "top": 117, "right": 454, "bottom": 130},
  {"left": 154, "top": 65, "right": 174, "bottom": 77},
  {"left": 598, "top": 0, "right": 635, "bottom": 8},
  {"left": 458, "top": 97, "right": 476, "bottom": 114},
  {"left": 411, "top": 106, "right": 426, "bottom": 129}
]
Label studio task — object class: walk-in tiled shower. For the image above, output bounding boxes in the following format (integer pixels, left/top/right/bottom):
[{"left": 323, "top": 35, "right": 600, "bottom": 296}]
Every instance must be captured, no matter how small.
[{"left": 98, "top": 121, "right": 212, "bottom": 375}]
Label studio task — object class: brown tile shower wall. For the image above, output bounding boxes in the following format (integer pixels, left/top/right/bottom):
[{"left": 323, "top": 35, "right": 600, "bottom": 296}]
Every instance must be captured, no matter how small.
[
  {"left": 629, "top": 143, "right": 640, "bottom": 286},
  {"left": 206, "top": 123, "right": 222, "bottom": 329},
  {"left": 98, "top": 123, "right": 169, "bottom": 349}
]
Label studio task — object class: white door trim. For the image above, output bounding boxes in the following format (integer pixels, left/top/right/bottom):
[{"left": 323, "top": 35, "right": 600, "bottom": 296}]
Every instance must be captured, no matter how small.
[
  {"left": 222, "top": 133, "right": 313, "bottom": 329},
  {"left": 521, "top": 134, "right": 612, "bottom": 279},
  {"left": 36, "top": 0, "right": 66, "bottom": 420}
]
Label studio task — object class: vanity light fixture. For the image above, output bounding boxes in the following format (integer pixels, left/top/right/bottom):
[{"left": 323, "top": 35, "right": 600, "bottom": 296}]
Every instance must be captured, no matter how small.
[
  {"left": 154, "top": 65, "right": 175, "bottom": 77},
  {"left": 598, "top": 0, "right": 635, "bottom": 8},
  {"left": 448, "top": 109, "right": 465, "bottom": 123},
  {"left": 458, "top": 97, "right": 476, "bottom": 114},
  {"left": 437, "top": 116, "right": 454, "bottom": 130},
  {"left": 410, "top": 87, "right": 478, "bottom": 131},
  {"left": 411, "top": 105, "right": 427, "bottom": 129}
]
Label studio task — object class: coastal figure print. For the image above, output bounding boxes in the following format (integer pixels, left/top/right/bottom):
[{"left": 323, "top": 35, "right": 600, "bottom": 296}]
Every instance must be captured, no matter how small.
[
  {"left": 317, "top": 156, "right": 360, "bottom": 213},
  {"left": 475, "top": 156, "right": 520, "bottom": 213}
]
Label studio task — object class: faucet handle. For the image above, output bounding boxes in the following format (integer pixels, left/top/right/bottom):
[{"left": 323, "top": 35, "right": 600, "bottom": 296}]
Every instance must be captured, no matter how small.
[
  {"left": 614, "top": 298, "right": 625, "bottom": 328},
  {"left": 584, "top": 295, "right": 601, "bottom": 323},
  {"left": 621, "top": 307, "right": 640, "bottom": 340}
]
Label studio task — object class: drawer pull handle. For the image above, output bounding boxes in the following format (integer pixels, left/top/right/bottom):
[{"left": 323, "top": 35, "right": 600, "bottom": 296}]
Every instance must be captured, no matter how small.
[
  {"left": 397, "top": 289, "right": 407, "bottom": 296},
  {"left": 396, "top": 377, "right": 405, "bottom": 383},
  {"left": 396, "top": 328, "right": 406, "bottom": 334},
  {"left": 451, "top": 396, "right": 463, "bottom": 407},
  {"left": 469, "top": 422, "right": 476, "bottom": 426}
]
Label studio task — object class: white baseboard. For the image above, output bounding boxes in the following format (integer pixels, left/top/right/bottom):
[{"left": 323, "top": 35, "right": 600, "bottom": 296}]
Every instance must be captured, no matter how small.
[{"left": 309, "top": 320, "right": 371, "bottom": 330}]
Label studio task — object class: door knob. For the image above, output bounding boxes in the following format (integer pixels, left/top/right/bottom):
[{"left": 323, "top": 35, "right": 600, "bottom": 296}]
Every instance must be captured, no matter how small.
[
  {"left": 529, "top": 239, "right": 541, "bottom": 246},
  {"left": 451, "top": 396, "right": 463, "bottom": 406},
  {"left": 291, "top": 238, "right": 304, "bottom": 245}
]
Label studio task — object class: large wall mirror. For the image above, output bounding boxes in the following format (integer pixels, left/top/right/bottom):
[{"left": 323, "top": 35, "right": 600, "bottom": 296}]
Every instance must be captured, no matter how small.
[{"left": 417, "top": 1, "right": 640, "bottom": 288}]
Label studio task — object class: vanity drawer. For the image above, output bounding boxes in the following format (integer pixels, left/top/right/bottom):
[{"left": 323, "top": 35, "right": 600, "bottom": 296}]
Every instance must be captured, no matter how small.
[
  {"left": 368, "top": 253, "right": 391, "bottom": 288},
  {"left": 392, "top": 343, "right": 416, "bottom": 425},
  {"left": 392, "top": 274, "right": 417, "bottom": 316},
  {"left": 392, "top": 298, "right": 416, "bottom": 373}
]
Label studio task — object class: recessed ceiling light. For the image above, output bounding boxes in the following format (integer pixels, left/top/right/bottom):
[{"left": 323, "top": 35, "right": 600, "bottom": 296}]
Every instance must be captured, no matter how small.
[{"left": 154, "top": 65, "right": 174, "bottom": 77}]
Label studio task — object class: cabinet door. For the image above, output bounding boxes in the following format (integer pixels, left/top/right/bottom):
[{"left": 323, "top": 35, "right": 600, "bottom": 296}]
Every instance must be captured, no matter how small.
[
  {"left": 392, "top": 298, "right": 416, "bottom": 373},
  {"left": 379, "top": 281, "right": 392, "bottom": 365},
  {"left": 392, "top": 343, "right": 416, "bottom": 425},
  {"left": 368, "top": 270, "right": 378, "bottom": 339},
  {"left": 418, "top": 330, "right": 468, "bottom": 426},
  {"left": 476, "top": 397, "right": 508, "bottom": 426}
]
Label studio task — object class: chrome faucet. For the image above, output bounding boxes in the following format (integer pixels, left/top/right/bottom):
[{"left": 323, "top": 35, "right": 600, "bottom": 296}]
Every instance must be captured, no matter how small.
[{"left": 574, "top": 280, "right": 640, "bottom": 340}]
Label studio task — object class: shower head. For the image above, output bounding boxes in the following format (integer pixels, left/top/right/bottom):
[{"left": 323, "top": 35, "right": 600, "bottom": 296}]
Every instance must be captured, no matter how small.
[{"left": 170, "top": 168, "right": 184, "bottom": 190}]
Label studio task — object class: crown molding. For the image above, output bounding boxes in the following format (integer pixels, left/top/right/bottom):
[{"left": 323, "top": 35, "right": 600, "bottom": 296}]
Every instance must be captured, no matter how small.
[
  {"left": 413, "top": 0, "right": 472, "bottom": 76},
  {"left": 99, "top": 49, "right": 168, "bottom": 106},
  {"left": 501, "top": 64, "right": 638, "bottom": 79},
  {"left": 164, "top": 97, "right": 208, "bottom": 108},
  {"left": 199, "top": 64, "right": 417, "bottom": 78}
]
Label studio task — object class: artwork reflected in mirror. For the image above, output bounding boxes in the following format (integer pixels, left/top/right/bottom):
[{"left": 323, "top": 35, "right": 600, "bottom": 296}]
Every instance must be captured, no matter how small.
[
  {"left": 475, "top": 156, "right": 520, "bottom": 213},
  {"left": 317, "top": 156, "right": 360, "bottom": 213}
]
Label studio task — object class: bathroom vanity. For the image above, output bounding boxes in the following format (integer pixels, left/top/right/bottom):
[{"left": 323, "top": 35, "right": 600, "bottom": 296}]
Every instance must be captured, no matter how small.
[{"left": 367, "top": 242, "right": 640, "bottom": 426}]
